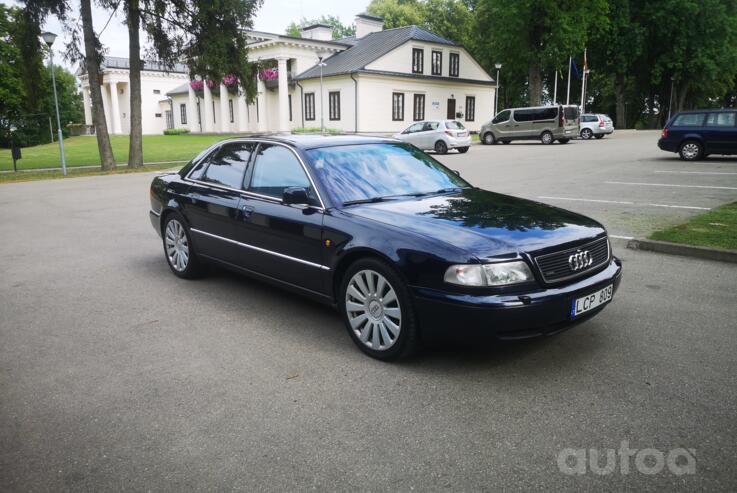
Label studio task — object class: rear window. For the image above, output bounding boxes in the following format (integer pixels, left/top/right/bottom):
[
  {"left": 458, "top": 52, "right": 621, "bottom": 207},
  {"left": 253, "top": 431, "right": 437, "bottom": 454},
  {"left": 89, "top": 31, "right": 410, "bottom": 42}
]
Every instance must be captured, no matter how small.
[
  {"left": 564, "top": 107, "right": 579, "bottom": 120},
  {"left": 672, "top": 113, "right": 706, "bottom": 127},
  {"left": 445, "top": 121, "right": 465, "bottom": 130},
  {"left": 705, "top": 112, "right": 736, "bottom": 127}
]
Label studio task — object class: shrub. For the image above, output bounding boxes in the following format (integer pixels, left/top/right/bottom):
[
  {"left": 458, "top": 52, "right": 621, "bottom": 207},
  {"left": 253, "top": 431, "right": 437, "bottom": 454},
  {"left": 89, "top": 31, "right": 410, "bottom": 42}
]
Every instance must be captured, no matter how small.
[{"left": 163, "top": 128, "right": 191, "bottom": 135}]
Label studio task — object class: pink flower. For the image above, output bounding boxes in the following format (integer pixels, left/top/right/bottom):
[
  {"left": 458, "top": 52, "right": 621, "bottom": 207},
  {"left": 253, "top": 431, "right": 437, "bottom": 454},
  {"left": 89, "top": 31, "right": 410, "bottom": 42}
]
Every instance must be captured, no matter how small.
[
  {"left": 258, "top": 68, "right": 279, "bottom": 81},
  {"left": 206, "top": 79, "right": 215, "bottom": 89},
  {"left": 189, "top": 79, "right": 204, "bottom": 90},
  {"left": 223, "top": 74, "right": 238, "bottom": 86}
]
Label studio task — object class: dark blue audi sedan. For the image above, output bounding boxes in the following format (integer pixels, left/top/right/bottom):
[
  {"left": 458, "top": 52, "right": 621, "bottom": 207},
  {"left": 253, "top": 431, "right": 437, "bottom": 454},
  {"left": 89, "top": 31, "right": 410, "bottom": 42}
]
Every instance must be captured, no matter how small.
[
  {"left": 149, "top": 135, "right": 622, "bottom": 360},
  {"left": 658, "top": 109, "right": 737, "bottom": 160}
]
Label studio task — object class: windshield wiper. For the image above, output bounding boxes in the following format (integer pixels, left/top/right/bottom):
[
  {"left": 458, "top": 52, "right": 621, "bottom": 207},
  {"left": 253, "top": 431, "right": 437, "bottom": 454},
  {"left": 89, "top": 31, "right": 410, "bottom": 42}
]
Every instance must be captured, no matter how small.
[
  {"left": 342, "top": 196, "right": 393, "bottom": 206},
  {"left": 413, "top": 187, "right": 469, "bottom": 197}
]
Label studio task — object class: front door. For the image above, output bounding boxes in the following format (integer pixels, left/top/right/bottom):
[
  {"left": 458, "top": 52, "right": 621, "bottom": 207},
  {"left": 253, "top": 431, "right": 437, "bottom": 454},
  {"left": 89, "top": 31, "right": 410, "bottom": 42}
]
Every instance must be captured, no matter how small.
[
  {"left": 234, "top": 142, "right": 328, "bottom": 295},
  {"left": 182, "top": 142, "right": 254, "bottom": 266},
  {"left": 447, "top": 99, "right": 456, "bottom": 119}
]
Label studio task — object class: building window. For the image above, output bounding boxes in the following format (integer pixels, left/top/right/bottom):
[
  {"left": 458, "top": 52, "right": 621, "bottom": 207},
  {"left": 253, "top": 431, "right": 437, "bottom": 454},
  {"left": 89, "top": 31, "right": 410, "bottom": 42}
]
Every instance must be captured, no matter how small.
[
  {"left": 329, "top": 91, "right": 341, "bottom": 121},
  {"left": 392, "top": 93, "right": 404, "bottom": 121},
  {"left": 288, "top": 95, "right": 293, "bottom": 121},
  {"left": 304, "top": 92, "right": 316, "bottom": 121},
  {"left": 165, "top": 110, "right": 173, "bottom": 129},
  {"left": 229, "top": 99, "right": 234, "bottom": 123},
  {"left": 412, "top": 48, "right": 424, "bottom": 74},
  {"left": 153, "top": 89, "right": 161, "bottom": 94},
  {"left": 413, "top": 94, "right": 425, "bottom": 121},
  {"left": 154, "top": 113, "right": 162, "bottom": 118},
  {"left": 431, "top": 50, "right": 442, "bottom": 76},
  {"left": 449, "top": 53, "right": 460, "bottom": 77},
  {"left": 180, "top": 103, "right": 187, "bottom": 125},
  {"left": 465, "top": 96, "right": 476, "bottom": 121}
]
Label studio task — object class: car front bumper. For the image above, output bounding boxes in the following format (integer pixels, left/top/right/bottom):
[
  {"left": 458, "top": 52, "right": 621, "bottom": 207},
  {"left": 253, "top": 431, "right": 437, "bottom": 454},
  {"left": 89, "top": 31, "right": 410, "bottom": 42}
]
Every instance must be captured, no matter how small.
[{"left": 411, "top": 257, "right": 622, "bottom": 339}]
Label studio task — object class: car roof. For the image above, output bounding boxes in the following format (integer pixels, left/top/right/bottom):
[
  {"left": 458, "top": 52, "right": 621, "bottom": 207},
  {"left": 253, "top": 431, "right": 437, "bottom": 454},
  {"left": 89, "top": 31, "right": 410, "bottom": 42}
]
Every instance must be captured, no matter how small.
[
  {"left": 675, "top": 109, "right": 737, "bottom": 114},
  {"left": 214, "top": 133, "right": 398, "bottom": 150}
]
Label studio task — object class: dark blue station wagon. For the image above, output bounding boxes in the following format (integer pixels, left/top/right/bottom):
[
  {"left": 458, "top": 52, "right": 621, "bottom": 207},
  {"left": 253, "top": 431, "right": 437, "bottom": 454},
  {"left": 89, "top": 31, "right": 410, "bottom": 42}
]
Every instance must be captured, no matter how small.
[{"left": 658, "top": 109, "right": 737, "bottom": 160}]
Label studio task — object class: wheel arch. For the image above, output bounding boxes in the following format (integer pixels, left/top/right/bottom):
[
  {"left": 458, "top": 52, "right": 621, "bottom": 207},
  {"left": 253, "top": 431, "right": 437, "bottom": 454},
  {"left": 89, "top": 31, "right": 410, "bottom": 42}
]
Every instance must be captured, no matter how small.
[{"left": 331, "top": 247, "right": 406, "bottom": 303}]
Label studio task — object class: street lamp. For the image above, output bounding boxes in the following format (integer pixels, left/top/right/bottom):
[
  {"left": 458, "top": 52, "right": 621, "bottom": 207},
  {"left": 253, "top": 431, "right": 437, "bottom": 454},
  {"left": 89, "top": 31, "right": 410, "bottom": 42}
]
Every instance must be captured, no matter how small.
[
  {"left": 494, "top": 63, "right": 502, "bottom": 116},
  {"left": 41, "top": 31, "right": 67, "bottom": 176},
  {"left": 317, "top": 55, "right": 327, "bottom": 133}
]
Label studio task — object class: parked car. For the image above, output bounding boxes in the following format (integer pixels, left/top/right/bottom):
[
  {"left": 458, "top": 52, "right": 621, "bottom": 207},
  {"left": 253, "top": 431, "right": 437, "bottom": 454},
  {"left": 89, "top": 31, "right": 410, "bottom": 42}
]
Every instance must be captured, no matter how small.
[
  {"left": 579, "top": 113, "right": 614, "bottom": 140},
  {"left": 479, "top": 105, "right": 580, "bottom": 145},
  {"left": 658, "top": 109, "right": 737, "bottom": 161},
  {"left": 393, "top": 120, "right": 471, "bottom": 154},
  {"left": 149, "top": 135, "right": 622, "bottom": 360}
]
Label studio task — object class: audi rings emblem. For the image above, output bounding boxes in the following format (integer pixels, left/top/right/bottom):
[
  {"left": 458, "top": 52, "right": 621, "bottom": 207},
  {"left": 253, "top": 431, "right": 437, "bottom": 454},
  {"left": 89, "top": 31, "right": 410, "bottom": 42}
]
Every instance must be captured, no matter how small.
[{"left": 568, "top": 250, "right": 593, "bottom": 271}]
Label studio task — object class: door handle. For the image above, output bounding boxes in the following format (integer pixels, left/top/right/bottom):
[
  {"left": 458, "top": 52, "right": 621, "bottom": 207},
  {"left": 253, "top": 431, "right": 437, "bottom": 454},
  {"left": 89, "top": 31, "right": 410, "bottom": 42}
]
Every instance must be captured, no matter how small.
[{"left": 240, "top": 205, "right": 255, "bottom": 219}]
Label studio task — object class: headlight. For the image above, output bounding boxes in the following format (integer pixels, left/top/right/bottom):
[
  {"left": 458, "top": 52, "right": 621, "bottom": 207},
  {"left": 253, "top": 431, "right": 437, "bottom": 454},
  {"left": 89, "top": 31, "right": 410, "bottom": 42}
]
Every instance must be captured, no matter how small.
[{"left": 444, "top": 261, "right": 534, "bottom": 287}]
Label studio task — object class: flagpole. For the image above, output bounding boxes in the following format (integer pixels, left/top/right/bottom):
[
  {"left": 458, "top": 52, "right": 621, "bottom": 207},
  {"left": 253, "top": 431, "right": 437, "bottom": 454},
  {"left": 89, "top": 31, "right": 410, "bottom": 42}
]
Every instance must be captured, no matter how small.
[
  {"left": 580, "top": 48, "right": 588, "bottom": 113},
  {"left": 553, "top": 70, "right": 558, "bottom": 104},
  {"left": 566, "top": 56, "right": 572, "bottom": 105}
]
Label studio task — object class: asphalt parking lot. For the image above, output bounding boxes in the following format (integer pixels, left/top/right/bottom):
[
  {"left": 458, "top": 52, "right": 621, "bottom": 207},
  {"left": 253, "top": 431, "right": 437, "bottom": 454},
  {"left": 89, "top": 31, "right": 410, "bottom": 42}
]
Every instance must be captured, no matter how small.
[{"left": 1, "top": 131, "right": 736, "bottom": 491}]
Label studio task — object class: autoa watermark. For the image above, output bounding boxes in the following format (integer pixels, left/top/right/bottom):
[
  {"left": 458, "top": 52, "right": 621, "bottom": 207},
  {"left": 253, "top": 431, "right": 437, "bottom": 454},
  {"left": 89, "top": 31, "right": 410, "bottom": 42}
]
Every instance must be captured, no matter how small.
[{"left": 557, "top": 441, "right": 696, "bottom": 476}]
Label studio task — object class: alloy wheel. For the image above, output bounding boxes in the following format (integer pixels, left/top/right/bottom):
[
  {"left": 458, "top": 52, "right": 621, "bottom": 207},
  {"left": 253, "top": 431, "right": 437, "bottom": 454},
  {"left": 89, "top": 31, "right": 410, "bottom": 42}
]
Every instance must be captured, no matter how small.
[
  {"left": 345, "top": 269, "right": 402, "bottom": 351},
  {"left": 681, "top": 142, "right": 700, "bottom": 160},
  {"left": 165, "top": 219, "right": 189, "bottom": 272},
  {"left": 581, "top": 128, "right": 592, "bottom": 140}
]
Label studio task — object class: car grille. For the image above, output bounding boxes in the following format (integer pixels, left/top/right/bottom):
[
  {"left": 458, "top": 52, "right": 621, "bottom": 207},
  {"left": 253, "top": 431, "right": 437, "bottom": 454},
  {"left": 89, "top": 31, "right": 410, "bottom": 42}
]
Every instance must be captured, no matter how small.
[{"left": 533, "top": 236, "right": 610, "bottom": 284}]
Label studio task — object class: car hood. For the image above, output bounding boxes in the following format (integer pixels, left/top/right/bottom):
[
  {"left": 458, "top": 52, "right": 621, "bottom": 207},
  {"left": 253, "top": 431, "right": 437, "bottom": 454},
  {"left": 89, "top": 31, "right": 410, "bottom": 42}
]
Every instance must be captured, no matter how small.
[{"left": 343, "top": 188, "right": 606, "bottom": 259}]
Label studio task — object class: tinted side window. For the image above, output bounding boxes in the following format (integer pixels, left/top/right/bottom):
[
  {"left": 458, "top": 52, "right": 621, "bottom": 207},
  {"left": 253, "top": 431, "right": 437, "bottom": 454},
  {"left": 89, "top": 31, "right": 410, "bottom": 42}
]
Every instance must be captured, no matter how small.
[
  {"left": 492, "top": 110, "right": 510, "bottom": 124},
  {"left": 705, "top": 112, "right": 736, "bottom": 127},
  {"left": 513, "top": 109, "right": 535, "bottom": 122},
  {"left": 249, "top": 144, "right": 316, "bottom": 204},
  {"left": 200, "top": 143, "right": 254, "bottom": 189},
  {"left": 537, "top": 107, "right": 557, "bottom": 120},
  {"left": 672, "top": 113, "right": 706, "bottom": 127}
]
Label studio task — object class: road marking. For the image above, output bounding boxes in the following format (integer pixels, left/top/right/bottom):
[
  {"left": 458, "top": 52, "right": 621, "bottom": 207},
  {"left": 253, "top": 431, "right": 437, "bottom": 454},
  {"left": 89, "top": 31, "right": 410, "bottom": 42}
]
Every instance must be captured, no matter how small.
[
  {"left": 654, "top": 170, "right": 737, "bottom": 175},
  {"left": 605, "top": 181, "right": 737, "bottom": 190},
  {"left": 538, "top": 196, "right": 710, "bottom": 211}
]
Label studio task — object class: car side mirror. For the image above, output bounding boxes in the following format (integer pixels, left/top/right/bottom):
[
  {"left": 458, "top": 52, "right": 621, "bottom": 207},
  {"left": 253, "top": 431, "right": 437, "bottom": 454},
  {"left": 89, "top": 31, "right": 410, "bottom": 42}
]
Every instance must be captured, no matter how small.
[{"left": 283, "top": 186, "right": 310, "bottom": 205}]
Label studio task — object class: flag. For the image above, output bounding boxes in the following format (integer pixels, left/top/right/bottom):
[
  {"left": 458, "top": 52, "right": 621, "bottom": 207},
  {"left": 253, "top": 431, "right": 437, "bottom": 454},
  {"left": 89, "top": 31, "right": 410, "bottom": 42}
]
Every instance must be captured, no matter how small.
[{"left": 571, "top": 59, "right": 581, "bottom": 79}]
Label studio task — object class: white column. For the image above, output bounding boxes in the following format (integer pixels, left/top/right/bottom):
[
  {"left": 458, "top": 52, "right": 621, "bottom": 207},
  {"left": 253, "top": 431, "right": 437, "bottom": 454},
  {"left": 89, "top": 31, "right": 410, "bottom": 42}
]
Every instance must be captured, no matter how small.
[
  {"left": 100, "top": 81, "right": 112, "bottom": 131},
  {"left": 276, "top": 57, "right": 290, "bottom": 132},
  {"left": 257, "top": 78, "right": 267, "bottom": 132},
  {"left": 237, "top": 88, "right": 248, "bottom": 132},
  {"left": 203, "top": 81, "right": 213, "bottom": 132},
  {"left": 82, "top": 87, "right": 92, "bottom": 126},
  {"left": 219, "top": 83, "right": 229, "bottom": 133},
  {"left": 108, "top": 82, "right": 122, "bottom": 134},
  {"left": 187, "top": 83, "right": 198, "bottom": 133}
]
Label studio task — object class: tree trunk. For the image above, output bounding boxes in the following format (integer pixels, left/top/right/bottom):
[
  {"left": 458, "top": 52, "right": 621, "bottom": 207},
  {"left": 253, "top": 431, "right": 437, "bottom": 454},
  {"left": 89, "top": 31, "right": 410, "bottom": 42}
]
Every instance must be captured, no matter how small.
[
  {"left": 528, "top": 61, "right": 542, "bottom": 106},
  {"left": 127, "top": 0, "right": 143, "bottom": 168},
  {"left": 80, "top": 0, "right": 115, "bottom": 170},
  {"left": 614, "top": 73, "right": 627, "bottom": 129}
]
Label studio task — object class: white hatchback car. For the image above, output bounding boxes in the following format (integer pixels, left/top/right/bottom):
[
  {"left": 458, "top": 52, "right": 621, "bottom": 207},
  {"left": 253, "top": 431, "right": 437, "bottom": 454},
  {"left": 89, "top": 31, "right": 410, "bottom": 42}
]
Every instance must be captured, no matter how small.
[
  {"left": 579, "top": 113, "right": 615, "bottom": 140},
  {"left": 393, "top": 120, "right": 472, "bottom": 154}
]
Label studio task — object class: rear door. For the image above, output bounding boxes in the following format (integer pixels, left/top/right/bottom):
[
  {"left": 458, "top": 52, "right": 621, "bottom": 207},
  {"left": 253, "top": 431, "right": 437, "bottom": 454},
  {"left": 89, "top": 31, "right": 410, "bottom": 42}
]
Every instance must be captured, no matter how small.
[
  {"left": 183, "top": 142, "right": 254, "bottom": 265},
  {"left": 530, "top": 107, "right": 558, "bottom": 136},
  {"left": 704, "top": 112, "right": 737, "bottom": 154},
  {"left": 234, "top": 143, "right": 328, "bottom": 294},
  {"left": 511, "top": 109, "right": 536, "bottom": 138}
]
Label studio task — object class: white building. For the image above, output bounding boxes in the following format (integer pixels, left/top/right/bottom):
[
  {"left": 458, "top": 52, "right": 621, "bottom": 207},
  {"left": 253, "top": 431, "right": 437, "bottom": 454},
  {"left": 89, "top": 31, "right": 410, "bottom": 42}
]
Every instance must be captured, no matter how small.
[{"left": 80, "top": 14, "right": 496, "bottom": 135}]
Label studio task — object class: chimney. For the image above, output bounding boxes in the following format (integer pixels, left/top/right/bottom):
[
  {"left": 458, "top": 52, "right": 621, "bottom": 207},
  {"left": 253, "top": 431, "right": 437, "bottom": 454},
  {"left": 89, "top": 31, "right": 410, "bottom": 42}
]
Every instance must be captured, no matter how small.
[
  {"left": 355, "top": 13, "right": 384, "bottom": 38},
  {"left": 300, "top": 23, "right": 334, "bottom": 41}
]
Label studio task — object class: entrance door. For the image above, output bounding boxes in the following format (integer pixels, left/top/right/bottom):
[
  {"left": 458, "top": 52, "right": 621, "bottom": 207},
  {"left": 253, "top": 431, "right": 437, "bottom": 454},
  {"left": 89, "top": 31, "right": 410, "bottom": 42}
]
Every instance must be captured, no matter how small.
[{"left": 447, "top": 99, "right": 456, "bottom": 119}]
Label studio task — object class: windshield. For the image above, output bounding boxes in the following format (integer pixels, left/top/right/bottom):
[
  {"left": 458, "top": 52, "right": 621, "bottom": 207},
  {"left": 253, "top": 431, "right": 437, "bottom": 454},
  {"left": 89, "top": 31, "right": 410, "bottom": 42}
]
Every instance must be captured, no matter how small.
[{"left": 306, "top": 143, "right": 471, "bottom": 205}]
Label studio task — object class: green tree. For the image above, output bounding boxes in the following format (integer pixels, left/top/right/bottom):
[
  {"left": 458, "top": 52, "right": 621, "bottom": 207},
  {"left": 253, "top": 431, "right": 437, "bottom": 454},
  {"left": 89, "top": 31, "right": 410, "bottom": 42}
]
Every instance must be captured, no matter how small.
[
  {"left": 42, "top": 64, "right": 84, "bottom": 130},
  {"left": 366, "top": 0, "right": 425, "bottom": 29},
  {"left": 285, "top": 15, "right": 356, "bottom": 39}
]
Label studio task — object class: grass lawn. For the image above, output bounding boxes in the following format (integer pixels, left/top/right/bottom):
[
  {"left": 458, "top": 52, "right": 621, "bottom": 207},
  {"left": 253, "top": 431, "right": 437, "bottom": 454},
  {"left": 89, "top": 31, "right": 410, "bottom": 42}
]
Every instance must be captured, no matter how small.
[
  {"left": 649, "top": 202, "right": 737, "bottom": 251},
  {"left": 0, "top": 134, "right": 241, "bottom": 171},
  {"left": 0, "top": 163, "right": 180, "bottom": 184}
]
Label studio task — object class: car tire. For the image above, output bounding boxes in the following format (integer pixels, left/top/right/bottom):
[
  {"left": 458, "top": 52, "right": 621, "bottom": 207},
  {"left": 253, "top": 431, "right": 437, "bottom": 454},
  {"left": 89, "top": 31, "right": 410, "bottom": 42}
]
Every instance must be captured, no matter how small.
[
  {"left": 679, "top": 140, "right": 703, "bottom": 161},
  {"left": 558, "top": 138, "right": 570, "bottom": 144},
  {"left": 339, "top": 258, "right": 419, "bottom": 361},
  {"left": 541, "top": 131, "right": 554, "bottom": 145},
  {"left": 580, "top": 128, "right": 593, "bottom": 140},
  {"left": 457, "top": 146, "right": 469, "bottom": 153},
  {"left": 162, "top": 212, "right": 204, "bottom": 279},
  {"left": 594, "top": 134, "right": 604, "bottom": 139},
  {"left": 434, "top": 140, "right": 449, "bottom": 154},
  {"left": 482, "top": 132, "right": 496, "bottom": 145}
]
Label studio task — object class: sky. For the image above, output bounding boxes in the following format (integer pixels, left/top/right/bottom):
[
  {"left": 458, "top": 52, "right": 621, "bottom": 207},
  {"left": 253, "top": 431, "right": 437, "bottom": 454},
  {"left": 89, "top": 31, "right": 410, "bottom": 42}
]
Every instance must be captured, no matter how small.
[{"left": 12, "top": 0, "right": 368, "bottom": 72}]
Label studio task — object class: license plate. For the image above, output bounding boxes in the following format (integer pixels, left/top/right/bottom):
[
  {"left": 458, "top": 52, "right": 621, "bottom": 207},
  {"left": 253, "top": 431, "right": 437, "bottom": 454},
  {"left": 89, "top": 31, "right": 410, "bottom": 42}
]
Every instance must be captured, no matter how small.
[
  {"left": 571, "top": 284, "right": 613, "bottom": 318},
  {"left": 458, "top": 131, "right": 467, "bottom": 137}
]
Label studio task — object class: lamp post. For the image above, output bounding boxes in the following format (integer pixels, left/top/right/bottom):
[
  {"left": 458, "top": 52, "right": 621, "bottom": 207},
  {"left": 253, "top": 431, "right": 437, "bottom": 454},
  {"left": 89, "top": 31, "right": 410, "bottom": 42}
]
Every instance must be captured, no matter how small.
[
  {"left": 494, "top": 63, "right": 502, "bottom": 116},
  {"left": 668, "top": 77, "right": 675, "bottom": 122},
  {"left": 41, "top": 31, "right": 67, "bottom": 176},
  {"left": 317, "top": 56, "right": 327, "bottom": 133}
]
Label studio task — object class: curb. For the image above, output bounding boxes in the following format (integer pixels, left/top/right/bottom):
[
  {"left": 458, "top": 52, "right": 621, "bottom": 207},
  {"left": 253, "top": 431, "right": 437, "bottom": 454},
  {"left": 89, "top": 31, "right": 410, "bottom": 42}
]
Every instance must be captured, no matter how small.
[{"left": 626, "top": 238, "right": 737, "bottom": 263}]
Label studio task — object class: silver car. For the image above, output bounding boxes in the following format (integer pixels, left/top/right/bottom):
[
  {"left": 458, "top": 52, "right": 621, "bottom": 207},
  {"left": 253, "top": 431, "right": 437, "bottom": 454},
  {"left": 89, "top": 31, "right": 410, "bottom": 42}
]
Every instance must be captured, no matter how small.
[
  {"left": 393, "top": 120, "right": 472, "bottom": 154},
  {"left": 579, "top": 113, "right": 615, "bottom": 139}
]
